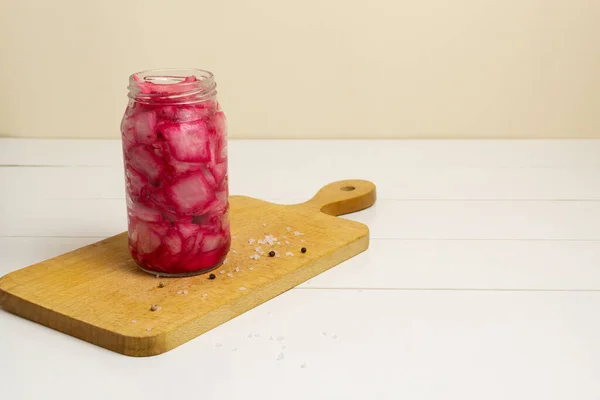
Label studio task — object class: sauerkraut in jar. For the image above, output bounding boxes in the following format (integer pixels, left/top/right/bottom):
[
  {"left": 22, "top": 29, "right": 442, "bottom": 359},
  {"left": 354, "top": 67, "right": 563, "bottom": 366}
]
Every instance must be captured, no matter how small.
[{"left": 121, "top": 69, "right": 230, "bottom": 276}]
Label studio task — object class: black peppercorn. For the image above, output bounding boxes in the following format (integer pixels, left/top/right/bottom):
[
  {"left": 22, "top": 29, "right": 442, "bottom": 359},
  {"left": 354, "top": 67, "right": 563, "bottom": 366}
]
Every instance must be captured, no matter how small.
[
  {"left": 301, "top": 247, "right": 307, "bottom": 253},
  {"left": 269, "top": 250, "right": 276, "bottom": 257},
  {"left": 209, "top": 273, "right": 216, "bottom": 280}
]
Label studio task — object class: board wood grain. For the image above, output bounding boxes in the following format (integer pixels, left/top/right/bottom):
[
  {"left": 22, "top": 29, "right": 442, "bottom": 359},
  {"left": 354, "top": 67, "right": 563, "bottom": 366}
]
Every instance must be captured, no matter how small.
[{"left": 0, "top": 180, "right": 376, "bottom": 357}]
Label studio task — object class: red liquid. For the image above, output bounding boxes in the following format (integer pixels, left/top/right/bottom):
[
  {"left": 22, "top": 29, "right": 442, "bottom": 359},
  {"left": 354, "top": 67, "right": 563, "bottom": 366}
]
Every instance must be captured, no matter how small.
[{"left": 121, "top": 76, "right": 230, "bottom": 276}]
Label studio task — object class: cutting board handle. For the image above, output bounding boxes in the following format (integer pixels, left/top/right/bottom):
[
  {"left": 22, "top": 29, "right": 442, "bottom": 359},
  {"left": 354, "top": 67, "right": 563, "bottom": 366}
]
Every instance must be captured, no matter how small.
[{"left": 304, "top": 179, "right": 377, "bottom": 216}]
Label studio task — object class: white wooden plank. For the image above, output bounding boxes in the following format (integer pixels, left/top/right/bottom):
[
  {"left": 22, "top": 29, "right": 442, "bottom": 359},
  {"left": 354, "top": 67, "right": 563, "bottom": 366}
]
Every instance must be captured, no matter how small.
[
  {"left": 2, "top": 237, "right": 599, "bottom": 291},
  {"left": 344, "top": 199, "right": 600, "bottom": 240},
  {"left": 0, "top": 139, "right": 122, "bottom": 167},
  {"left": 0, "top": 237, "right": 100, "bottom": 276},
  {"left": 3, "top": 138, "right": 600, "bottom": 168},
  {"left": 3, "top": 164, "right": 600, "bottom": 201},
  {"left": 2, "top": 198, "right": 600, "bottom": 240},
  {"left": 304, "top": 239, "right": 600, "bottom": 290},
  {"left": 1, "top": 289, "right": 599, "bottom": 400}
]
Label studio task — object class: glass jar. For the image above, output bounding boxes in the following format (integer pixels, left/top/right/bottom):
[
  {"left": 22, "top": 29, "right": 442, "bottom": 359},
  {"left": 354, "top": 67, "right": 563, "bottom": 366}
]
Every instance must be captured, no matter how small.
[{"left": 120, "top": 68, "right": 230, "bottom": 276}]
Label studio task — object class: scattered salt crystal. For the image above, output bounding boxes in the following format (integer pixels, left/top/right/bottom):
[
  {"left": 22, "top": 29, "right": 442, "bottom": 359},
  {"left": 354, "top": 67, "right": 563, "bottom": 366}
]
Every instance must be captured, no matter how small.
[
  {"left": 155, "top": 274, "right": 160, "bottom": 278},
  {"left": 239, "top": 287, "right": 246, "bottom": 291},
  {"left": 232, "top": 250, "right": 237, "bottom": 254},
  {"left": 301, "top": 239, "right": 305, "bottom": 243},
  {"left": 146, "top": 327, "right": 152, "bottom": 332},
  {"left": 250, "top": 254, "right": 260, "bottom": 260},
  {"left": 286, "top": 227, "right": 291, "bottom": 232},
  {"left": 332, "top": 334, "right": 338, "bottom": 339},
  {"left": 150, "top": 304, "right": 161, "bottom": 312},
  {"left": 293, "top": 231, "right": 304, "bottom": 236},
  {"left": 263, "top": 223, "right": 267, "bottom": 227},
  {"left": 215, "top": 343, "right": 222, "bottom": 348},
  {"left": 285, "top": 252, "right": 293, "bottom": 257},
  {"left": 235, "top": 266, "right": 240, "bottom": 272},
  {"left": 277, "top": 352, "right": 285, "bottom": 361},
  {"left": 220, "top": 270, "right": 226, "bottom": 274},
  {"left": 282, "top": 235, "right": 287, "bottom": 239},
  {"left": 131, "top": 319, "right": 137, "bottom": 324},
  {"left": 227, "top": 273, "right": 233, "bottom": 277},
  {"left": 202, "top": 293, "right": 208, "bottom": 298},
  {"left": 249, "top": 267, "right": 254, "bottom": 270},
  {"left": 232, "top": 235, "right": 236, "bottom": 239},
  {"left": 301, "top": 363, "right": 307, "bottom": 369},
  {"left": 255, "top": 246, "right": 262, "bottom": 252},
  {"left": 276, "top": 242, "right": 281, "bottom": 245},
  {"left": 254, "top": 333, "right": 260, "bottom": 337},
  {"left": 183, "top": 290, "right": 188, "bottom": 295},
  {"left": 257, "top": 240, "right": 265, "bottom": 245},
  {"left": 247, "top": 333, "right": 253, "bottom": 338},
  {"left": 321, "top": 332, "right": 327, "bottom": 336},
  {"left": 248, "top": 238, "right": 256, "bottom": 244},
  {"left": 276, "top": 336, "right": 285, "bottom": 342},
  {"left": 177, "top": 290, "right": 183, "bottom": 295},
  {"left": 285, "top": 241, "right": 290, "bottom": 245},
  {"left": 223, "top": 258, "right": 228, "bottom": 264}
]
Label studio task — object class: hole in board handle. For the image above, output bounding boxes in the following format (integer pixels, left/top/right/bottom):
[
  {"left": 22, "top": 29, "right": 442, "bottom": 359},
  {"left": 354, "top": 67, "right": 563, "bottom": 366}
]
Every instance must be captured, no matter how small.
[{"left": 340, "top": 186, "right": 356, "bottom": 191}]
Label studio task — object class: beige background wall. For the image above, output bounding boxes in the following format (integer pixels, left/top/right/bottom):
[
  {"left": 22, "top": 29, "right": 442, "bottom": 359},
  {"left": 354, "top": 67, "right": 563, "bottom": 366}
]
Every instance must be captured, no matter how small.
[{"left": 1, "top": 0, "right": 599, "bottom": 139}]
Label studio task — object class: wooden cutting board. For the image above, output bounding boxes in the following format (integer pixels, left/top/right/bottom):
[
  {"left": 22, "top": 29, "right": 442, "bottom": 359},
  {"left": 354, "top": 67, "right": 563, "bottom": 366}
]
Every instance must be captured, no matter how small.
[{"left": 0, "top": 179, "right": 376, "bottom": 357}]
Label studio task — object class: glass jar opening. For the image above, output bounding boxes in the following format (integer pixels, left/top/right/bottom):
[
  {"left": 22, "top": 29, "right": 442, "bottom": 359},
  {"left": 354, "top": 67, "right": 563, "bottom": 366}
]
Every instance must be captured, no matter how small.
[{"left": 127, "top": 68, "right": 217, "bottom": 104}]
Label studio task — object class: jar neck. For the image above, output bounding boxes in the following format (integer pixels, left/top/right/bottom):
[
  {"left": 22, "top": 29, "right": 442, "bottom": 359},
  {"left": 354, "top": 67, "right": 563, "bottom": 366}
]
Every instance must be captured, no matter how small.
[{"left": 127, "top": 68, "right": 217, "bottom": 104}]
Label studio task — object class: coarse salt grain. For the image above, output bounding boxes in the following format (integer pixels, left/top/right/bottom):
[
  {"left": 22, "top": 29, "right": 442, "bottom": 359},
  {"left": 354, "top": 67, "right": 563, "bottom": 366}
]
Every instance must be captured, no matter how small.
[
  {"left": 269, "top": 336, "right": 274, "bottom": 341},
  {"left": 257, "top": 240, "right": 265, "bottom": 245},
  {"left": 301, "top": 239, "right": 305, "bottom": 243},
  {"left": 232, "top": 235, "right": 236, "bottom": 239},
  {"left": 332, "top": 334, "right": 338, "bottom": 339},
  {"left": 232, "top": 250, "right": 237, "bottom": 254},
  {"left": 248, "top": 333, "right": 253, "bottom": 338},
  {"left": 146, "top": 327, "right": 152, "bottom": 332},
  {"left": 131, "top": 320, "right": 137, "bottom": 324},
  {"left": 183, "top": 290, "right": 188, "bottom": 295},
  {"left": 223, "top": 258, "right": 228, "bottom": 264},
  {"left": 248, "top": 238, "right": 256, "bottom": 244},
  {"left": 202, "top": 293, "right": 208, "bottom": 298},
  {"left": 286, "top": 227, "right": 291, "bottom": 232},
  {"left": 239, "top": 287, "right": 247, "bottom": 291},
  {"left": 301, "top": 363, "right": 307, "bottom": 369},
  {"left": 293, "top": 231, "right": 304, "bottom": 236},
  {"left": 254, "top": 333, "right": 260, "bottom": 337},
  {"left": 177, "top": 290, "right": 183, "bottom": 295},
  {"left": 255, "top": 246, "right": 262, "bottom": 252},
  {"left": 250, "top": 254, "right": 260, "bottom": 260},
  {"left": 282, "top": 235, "right": 287, "bottom": 239},
  {"left": 227, "top": 273, "right": 233, "bottom": 277},
  {"left": 277, "top": 352, "right": 285, "bottom": 361},
  {"left": 285, "top": 252, "right": 293, "bottom": 257},
  {"left": 285, "top": 241, "right": 290, "bottom": 245},
  {"left": 263, "top": 223, "right": 267, "bottom": 227},
  {"left": 249, "top": 267, "right": 254, "bottom": 270},
  {"left": 321, "top": 332, "right": 327, "bottom": 336},
  {"left": 235, "top": 267, "right": 240, "bottom": 272},
  {"left": 220, "top": 270, "right": 225, "bottom": 274}
]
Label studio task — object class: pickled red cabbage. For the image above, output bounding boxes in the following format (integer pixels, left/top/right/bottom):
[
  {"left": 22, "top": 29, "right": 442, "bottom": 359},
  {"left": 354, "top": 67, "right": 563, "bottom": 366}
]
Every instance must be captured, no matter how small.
[{"left": 121, "top": 75, "right": 229, "bottom": 275}]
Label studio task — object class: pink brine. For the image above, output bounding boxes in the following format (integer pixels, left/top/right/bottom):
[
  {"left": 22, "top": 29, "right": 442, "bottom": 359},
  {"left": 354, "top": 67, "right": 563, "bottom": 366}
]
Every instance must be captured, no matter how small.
[{"left": 120, "top": 69, "right": 230, "bottom": 276}]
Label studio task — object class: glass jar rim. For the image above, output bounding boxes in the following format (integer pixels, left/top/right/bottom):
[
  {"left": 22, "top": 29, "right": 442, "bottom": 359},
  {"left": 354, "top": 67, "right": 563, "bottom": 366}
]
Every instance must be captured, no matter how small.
[{"left": 127, "top": 68, "right": 217, "bottom": 103}]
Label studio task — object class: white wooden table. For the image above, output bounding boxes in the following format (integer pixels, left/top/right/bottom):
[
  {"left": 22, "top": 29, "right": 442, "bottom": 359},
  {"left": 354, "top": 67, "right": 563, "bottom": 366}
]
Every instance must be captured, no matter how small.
[{"left": 1, "top": 138, "right": 599, "bottom": 400}]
